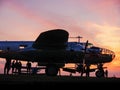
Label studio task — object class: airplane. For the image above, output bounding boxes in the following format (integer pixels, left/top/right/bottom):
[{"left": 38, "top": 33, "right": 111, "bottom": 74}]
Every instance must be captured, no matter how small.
[{"left": 0, "top": 29, "right": 115, "bottom": 77}]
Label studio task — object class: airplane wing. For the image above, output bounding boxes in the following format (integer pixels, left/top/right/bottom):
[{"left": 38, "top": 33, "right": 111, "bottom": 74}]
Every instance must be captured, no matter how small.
[{"left": 32, "top": 29, "right": 69, "bottom": 50}]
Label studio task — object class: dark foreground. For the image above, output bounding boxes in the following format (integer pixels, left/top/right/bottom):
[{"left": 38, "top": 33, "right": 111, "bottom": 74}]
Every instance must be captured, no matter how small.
[{"left": 0, "top": 74, "right": 119, "bottom": 88}]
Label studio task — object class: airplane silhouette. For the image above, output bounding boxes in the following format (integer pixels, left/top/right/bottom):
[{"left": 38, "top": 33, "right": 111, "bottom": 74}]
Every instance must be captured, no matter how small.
[{"left": 0, "top": 29, "right": 115, "bottom": 77}]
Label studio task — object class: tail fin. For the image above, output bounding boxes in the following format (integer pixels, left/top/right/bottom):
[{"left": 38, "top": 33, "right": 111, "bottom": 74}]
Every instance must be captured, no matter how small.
[{"left": 32, "top": 29, "right": 69, "bottom": 50}]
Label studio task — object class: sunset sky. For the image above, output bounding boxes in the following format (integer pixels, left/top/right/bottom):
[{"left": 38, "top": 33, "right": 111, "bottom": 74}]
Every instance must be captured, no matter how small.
[{"left": 0, "top": 0, "right": 120, "bottom": 77}]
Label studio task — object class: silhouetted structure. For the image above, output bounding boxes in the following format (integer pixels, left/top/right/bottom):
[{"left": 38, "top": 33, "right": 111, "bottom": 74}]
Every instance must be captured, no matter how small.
[
  {"left": 11, "top": 60, "right": 15, "bottom": 74},
  {"left": 104, "top": 69, "right": 108, "bottom": 77},
  {"left": 85, "top": 64, "right": 90, "bottom": 77},
  {"left": 4, "top": 58, "right": 11, "bottom": 74},
  {"left": 18, "top": 61, "right": 22, "bottom": 74},
  {"left": 76, "top": 63, "right": 84, "bottom": 76},
  {"left": 4, "top": 47, "right": 11, "bottom": 75},
  {"left": 26, "top": 61, "right": 31, "bottom": 74},
  {"left": 15, "top": 60, "right": 19, "bottom": 73},
  {"left": 32, "top": 67, "right": 38, "bottom": 75}
]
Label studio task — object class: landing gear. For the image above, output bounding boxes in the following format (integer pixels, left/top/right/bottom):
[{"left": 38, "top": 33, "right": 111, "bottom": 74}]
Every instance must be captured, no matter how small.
[
  {"left": 95, "top": 63, "right": 105, "bottom": 78},
  {"left": 95, "top": 69, "right": 104, "bottom": 78},
  {"left": 76, "top": 63, "right": 91, "bottom": 77},
  {"left": 45, "top": 64, "right": 59, "bottom": 76}
]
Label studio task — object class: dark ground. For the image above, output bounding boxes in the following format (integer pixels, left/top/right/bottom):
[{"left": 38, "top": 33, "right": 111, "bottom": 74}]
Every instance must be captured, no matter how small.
[{"left": 0, "top": 74, "right": 119, "bottom": 88}]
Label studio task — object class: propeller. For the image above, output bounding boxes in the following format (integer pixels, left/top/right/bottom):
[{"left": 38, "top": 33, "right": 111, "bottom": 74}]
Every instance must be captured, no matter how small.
[
  {"left": 82, "top": 40, "right": 89, "bottom": 73},
  {"left": 75, "top": 40, "right": 89, "bottom": 75},
  {"left": 84, "top": 40, "right": 89, "bottom": 54}
]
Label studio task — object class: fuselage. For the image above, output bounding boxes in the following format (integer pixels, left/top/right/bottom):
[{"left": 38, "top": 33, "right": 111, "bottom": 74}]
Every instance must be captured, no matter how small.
[
  {"left": 0, "top": 41, "right": 115, "bottom": 64},
  {"left": 0, "top": 41, "right": 34, "bottom": 52},
  {"left": 0, "top": 41, "right": 86, "bottom": 52}
]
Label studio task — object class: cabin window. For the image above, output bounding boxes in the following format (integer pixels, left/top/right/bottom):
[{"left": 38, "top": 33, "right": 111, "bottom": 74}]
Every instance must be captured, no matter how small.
[{"left": 19, "top": 45, "right": 27, "bottom": 49}]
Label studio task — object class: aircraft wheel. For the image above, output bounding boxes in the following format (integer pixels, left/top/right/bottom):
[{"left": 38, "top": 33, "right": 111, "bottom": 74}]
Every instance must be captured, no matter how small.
[
  {"left": 45, "top": 65, "right": 59, "bottom": 76},
  {"left": 95, "top": 70, "right": 104, "bottom": 78}
]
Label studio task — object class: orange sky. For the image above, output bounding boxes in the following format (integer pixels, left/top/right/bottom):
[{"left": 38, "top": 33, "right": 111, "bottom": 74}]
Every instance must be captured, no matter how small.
[{"left": 0, "top": 0, "right": 120, "bottom": 77}]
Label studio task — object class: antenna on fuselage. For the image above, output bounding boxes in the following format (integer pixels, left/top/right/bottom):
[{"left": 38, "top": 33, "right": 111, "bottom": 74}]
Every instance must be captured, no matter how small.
[{"left": 69, "top": 36, "right": 83, "bottom": 43}]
